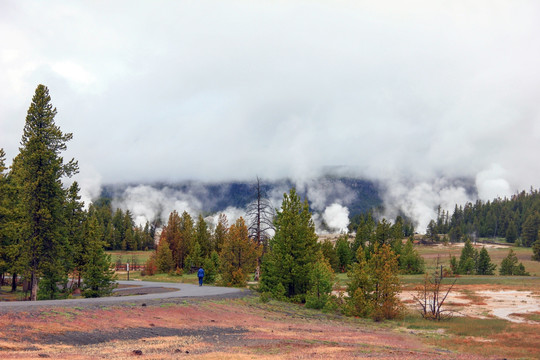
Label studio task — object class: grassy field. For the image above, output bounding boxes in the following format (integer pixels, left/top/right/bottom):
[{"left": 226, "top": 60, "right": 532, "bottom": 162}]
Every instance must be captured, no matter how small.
[
  {"left": 106, "top": 250, "right": 153, "bottom": 265},
  {"left": 415, "top": 242, "right": 540, "bottom": 276},
  {"left": 115, "top": 271, "right": 199, "bottom": 284},
  {"left": 335, "top": 243, "right": 539, "bottom": 287}
]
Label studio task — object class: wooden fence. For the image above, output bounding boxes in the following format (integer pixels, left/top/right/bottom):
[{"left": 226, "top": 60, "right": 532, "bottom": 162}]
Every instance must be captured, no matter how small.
[{"left": 114, "top": 263, "right": 146, "bottom": 272}]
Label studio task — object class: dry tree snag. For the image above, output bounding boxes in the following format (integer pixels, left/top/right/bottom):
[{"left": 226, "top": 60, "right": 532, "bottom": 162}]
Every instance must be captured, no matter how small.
[
  {"left": 413, "top": 262, "right": 456, "bottom": 321},
  {"left": 247, "top": 177, "right": 275, "bottom": 248},
  {"left": 246, "top": 177, "right": 275, "bottom": 280}
]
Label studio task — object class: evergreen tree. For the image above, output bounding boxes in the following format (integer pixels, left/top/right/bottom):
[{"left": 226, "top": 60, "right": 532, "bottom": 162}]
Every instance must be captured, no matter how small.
[
  {"left": 133, "top": 225, "right": 143, "bottom": 251},
  {"left": 260, "top": 188, "right": 318, "bottom": 301},
  {"left": 155, "top": 237, "right": 175, "bottom": 273},
  {"left": 305, "top": 252, "right": 335, "bottom": 310},
  {"left": 505, "top": 220, "right": 518, "bottom": 243},
  {"left": 370, "top": 243, "right": 402, "bottom": 320},
  {"left": 186, "top": 240, "right": 203, "bottom": 269},
  {"left": 500, "top": 249, "right": 529, "bottom": 275},
  {"left": 202, "top": 250, "right": 220, "bottom": 284},
  {"left": 320, "top": 238, "right": 339, "bottom": 272},
  {"left": 219, "top": 217, "right": 261, "bottom": 287},
  {"left": 457, "top": 238, "right": 477, "bottom": 274},
  {"left": 374, "top": 218, "right": 392, "bottom": 246},
  {"left": 161, "top": 210, "right": 182, "bottom": 268},
  {"left": 426, "top": 220, "right": 438, "bottom": 242},
  {"left": 65, "top": 182, "right": 86, "bottom": 287},
  {"left": 123, "top": 211, "right": 135, "bottom": 250},
  {"left": 346, "top": 248, "right": 373, "bottom": 317},
  {"left": 399, "top": 238, "right": 425, "bottom": 274},
  {"left": 112, "top": 208, "right": 125, "bottom": 250},
  {"left": 162, "top": 211, "right": 194, "bottom": 270},
  {"left": 476, "top": 247, "right": 496, "bottom": 275},
  {"left": 0, "top": 149, "right": 13, "bottom": 285},
  {"left": 2, "top": 155, "right": 25, "bottom": 292},
  {"left": 335, "top": 234, "right": 352, "bottom": 272},
  {"left": 81, "top": 212, "right": 116, "bottom": 297},
  {"left": 194, "top": 214, "right": 211, "bottom": 257},
  {"left": 346, "top": 243, "right": 402, "bottom": 320},
  {"left": 142, "top": 221, "right": 154, "bottom": 250},
  {"left": 352, "top": 222, "right": 371, "bottom": 256},
  {"left": 212, "top": 213, "right": 228, "bottom": 254},
  {"left": 391, "top": 216, "right": 405, "bottom": 240},
  {"left": 449, "top": 255, "right": 458, "bottom": 275},
  {"left": 448, "top": 226, "right": 463, "bottom": 243},
  {"left": 521, "top": 212, "right": 540, "bottom": 247},
  {"left": 17, "top": 85, "right": 78, "bottom": 300},
  {"left": 532, "top": 234, "right": 540, "bottom": 261},
  {"left": 104, "top": 222, "right": 114, "bottom": 250},
  {"left": 178, "top": 211, "right": 194, "bottom": 269},
  {"left": 0, "top": 150, "right": 8, "bottom": 259}
]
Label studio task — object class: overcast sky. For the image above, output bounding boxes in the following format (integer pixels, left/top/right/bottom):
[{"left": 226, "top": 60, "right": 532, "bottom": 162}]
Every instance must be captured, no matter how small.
[{"left": 1, "top": 1, "right": 540, "bottom": 213}]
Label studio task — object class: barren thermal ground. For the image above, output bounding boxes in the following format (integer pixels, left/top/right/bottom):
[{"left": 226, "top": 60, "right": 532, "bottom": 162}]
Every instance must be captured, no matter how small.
[{"left": 0, "top": 293, "right": 526, "bottom": 360}]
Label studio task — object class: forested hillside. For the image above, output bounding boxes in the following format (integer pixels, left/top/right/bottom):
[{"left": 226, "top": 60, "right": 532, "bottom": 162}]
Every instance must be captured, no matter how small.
[
  {"left": 427, "top": 189, "right": 540, "bottom": 247},
  {"left": 100, "top": 177, "right": 382, "bottom": 220}
]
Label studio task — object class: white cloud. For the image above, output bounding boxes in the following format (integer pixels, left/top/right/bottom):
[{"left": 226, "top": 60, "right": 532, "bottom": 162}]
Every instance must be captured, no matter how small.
[
  {"left": 1, "top": 1, "right": 540, "bottom": 229},
  {"left": 51, "top": 61, "right": 97, "bottom": 90}
]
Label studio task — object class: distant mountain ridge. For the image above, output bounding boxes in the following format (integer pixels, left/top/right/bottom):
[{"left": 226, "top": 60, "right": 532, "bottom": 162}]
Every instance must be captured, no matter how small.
[{"left": 100, "top": 177, "right": 382, "bottom": 218}]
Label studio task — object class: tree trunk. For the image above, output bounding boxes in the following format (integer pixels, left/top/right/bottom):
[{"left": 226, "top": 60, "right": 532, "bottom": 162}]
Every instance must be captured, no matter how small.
[
  {"left": 11, "top": 274, "right": 17, "bottom": 292},
  {"left": 11, "top": 273, "right": 17, "bottom": 292},
  {"left": 30, "top": 270, "right": 38, "bottom": 301}
]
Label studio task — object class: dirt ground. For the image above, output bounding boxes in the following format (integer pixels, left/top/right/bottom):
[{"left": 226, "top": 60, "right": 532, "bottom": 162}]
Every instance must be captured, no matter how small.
[
  {"left": 0, "top": 294, "right": 495, "bottom": 360},
  {"left": 401, "top": 285, "right": 540, "bottom": 323}
]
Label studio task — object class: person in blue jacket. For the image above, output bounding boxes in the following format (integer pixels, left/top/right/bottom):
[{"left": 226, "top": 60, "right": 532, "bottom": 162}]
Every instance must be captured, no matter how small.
[{"left": 197, "top": 267, "right": 205, "bottom": 286}]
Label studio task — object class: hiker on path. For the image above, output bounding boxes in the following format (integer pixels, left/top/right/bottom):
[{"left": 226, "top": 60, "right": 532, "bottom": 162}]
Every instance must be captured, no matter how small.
[{"left": 197, "top": 267, "right": 205, "bottom": 286}]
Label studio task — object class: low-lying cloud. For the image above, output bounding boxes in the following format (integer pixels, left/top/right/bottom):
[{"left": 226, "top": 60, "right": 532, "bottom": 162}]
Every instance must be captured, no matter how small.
[{"left": 2, "top": 1, "right": 540, "bottom": 233}]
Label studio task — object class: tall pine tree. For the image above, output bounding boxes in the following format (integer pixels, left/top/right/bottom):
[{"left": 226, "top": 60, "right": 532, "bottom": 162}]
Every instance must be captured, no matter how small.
[
  {"left": 260, "top": 188, "right": 318, "bottom": 302},
  {"left": 194, "top": 214, "right": 211, "bottom": 257},
  {"left": 212, "top": 213, "right": 228, "bottom": 254},
  {"left": 17, "top": 85, "right": 78, "bottom": 300}
]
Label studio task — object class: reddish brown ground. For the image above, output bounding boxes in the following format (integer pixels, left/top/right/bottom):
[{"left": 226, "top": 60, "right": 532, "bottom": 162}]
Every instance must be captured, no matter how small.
[{"left": 0, "top": 296, "right": 493, "bottom": 360}]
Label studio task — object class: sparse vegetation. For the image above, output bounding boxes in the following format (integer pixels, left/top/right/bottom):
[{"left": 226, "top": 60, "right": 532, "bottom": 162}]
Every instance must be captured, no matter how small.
[{"left": 413, "top": 262, "right": 456, "bottom": 321}]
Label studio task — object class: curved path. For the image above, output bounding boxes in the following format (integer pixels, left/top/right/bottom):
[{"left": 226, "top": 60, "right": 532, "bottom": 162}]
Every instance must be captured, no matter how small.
[{"left": 0, "top": 281, "right": 245, "bottom": 310}]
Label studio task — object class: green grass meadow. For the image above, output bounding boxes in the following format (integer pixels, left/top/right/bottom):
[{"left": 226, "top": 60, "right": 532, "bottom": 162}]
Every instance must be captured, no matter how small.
[{"left": 106, "top": 250, "right": 153, "bottom": 265}]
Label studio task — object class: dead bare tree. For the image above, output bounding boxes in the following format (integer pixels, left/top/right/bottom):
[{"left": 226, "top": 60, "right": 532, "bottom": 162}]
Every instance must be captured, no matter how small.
[
  {"left": 246, "top": 177, "right": 275, "bottom": 251},
  {"left": 413, "top": 256, "right": 456, "bottom": 320},
  {"left": 246, "top": 177, "right": 275, "bottom": 281}
]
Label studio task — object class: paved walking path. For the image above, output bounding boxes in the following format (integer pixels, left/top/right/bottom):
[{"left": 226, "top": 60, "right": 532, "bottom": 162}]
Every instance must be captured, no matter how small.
[{"left": 0, "top": 281, "right": 245, "bottom": 310}]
